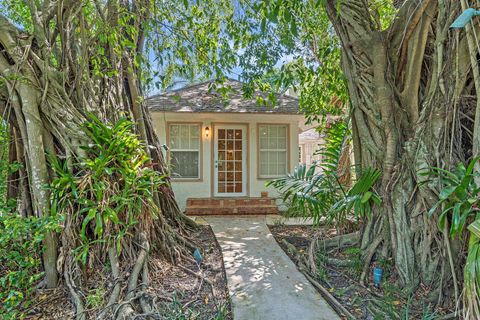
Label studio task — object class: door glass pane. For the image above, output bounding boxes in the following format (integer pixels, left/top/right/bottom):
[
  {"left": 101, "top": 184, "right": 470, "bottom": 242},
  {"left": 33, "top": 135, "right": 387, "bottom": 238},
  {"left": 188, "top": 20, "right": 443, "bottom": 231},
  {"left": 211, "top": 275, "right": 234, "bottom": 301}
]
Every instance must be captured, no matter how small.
[
  {"left": 219, "top": 140, "right": 225, "bottom": 150},
  {"left": 235, "top": 130, "right": 241, "bottom": 139},
  {"left": 235, "top": 183, "right": 242, "bottom": 192},
  {"left": 217, "top": 127, "right": 244, "bottom": 194},
  {"left": 235, "top": 161, "right": 242, "bottom": 171},
  {"left": 235, "top": 140, "right": 242, "bottom": 150},
  {"left": 235, "top": 151, "right": 242, "bottom": 160},
  {"left": 219, "top": 172, "right": 225, "bottom": 182},
  {"left": 218, "top": 129, "right": 225, "bottom": 139}
]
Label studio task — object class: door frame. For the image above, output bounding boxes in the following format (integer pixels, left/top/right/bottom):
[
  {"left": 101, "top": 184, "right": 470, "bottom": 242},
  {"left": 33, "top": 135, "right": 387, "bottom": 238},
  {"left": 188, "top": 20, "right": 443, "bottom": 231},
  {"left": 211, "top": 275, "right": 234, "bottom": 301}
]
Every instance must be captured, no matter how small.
[{"left": 211, "top": 123, "right": 249, "bottom": 197}]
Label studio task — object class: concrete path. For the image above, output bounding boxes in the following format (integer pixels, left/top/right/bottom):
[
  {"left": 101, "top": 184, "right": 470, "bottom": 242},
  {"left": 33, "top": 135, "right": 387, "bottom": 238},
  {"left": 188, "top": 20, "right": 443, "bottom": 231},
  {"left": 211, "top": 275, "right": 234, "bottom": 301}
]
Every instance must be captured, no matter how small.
[{"left": 204, "top": 215, "right": 340, "bottom": 320}]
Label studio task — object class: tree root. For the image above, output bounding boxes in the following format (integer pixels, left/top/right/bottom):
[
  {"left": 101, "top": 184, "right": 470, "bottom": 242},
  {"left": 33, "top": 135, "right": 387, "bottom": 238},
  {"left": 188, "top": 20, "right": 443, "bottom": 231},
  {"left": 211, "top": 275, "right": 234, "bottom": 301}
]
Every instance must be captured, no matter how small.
[
  {"left": 311, "top": 232, "right": 360, "bottom": 252},
  {"left": 325, "top": 257, "right": 354, "bottom": 267},
  {"left": 178, "top": 264, "right": 214, "bottom": 287},
  {"left": 116, "top": 233, "right": 150, "bottom": 319},
  {"left": 303, "top": 272, "right": 356, "bottom": 320},
  {"left": 281, "top": 239, "right": 356, "bottom": 319},
  {"left": 64, "top": 257, "right": 86, "bottom": 320},
  {"left": 359, "top": 236, "right": 383, "bottom": 286},
  {"left": 308, "top": 231, "right": 360, "bottom": 273},
  {"left": 98, "top": 247, "right": 121, "bottom": 319}
]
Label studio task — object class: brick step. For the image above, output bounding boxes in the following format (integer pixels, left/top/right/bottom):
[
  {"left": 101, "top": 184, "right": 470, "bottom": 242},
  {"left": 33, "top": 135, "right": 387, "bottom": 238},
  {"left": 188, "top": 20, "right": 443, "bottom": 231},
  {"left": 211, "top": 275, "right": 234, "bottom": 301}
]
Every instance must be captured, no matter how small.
[
  {"left": 185, "top": 205, "right": 279, "bottom": 216},
  {"left": 186, "top": 197, "right": 276, "bottom": 207}
]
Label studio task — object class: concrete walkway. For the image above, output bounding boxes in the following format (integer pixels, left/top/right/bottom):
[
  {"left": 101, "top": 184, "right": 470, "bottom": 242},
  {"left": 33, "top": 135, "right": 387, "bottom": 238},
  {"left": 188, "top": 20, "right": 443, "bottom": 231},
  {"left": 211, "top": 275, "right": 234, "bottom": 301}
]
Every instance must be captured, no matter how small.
[{"left": 204, "top": 215, "right": 340, "bottom": 320}]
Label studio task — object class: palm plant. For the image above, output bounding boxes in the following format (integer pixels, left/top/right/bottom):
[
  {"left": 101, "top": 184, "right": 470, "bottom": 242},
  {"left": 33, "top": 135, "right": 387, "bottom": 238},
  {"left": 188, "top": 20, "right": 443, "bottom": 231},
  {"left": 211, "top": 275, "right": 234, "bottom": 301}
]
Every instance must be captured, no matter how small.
[{"left": 267, "top": 120, "right": 381, "bottom": 229}]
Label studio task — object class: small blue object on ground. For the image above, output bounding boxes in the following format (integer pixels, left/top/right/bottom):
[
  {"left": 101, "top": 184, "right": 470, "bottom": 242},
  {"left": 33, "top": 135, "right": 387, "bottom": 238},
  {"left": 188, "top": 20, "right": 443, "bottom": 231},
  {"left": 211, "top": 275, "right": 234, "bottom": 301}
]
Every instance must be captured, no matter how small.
[
  {"left": 193, "top": 248, "right": 203, "bottom": 265},
  {"left": 373, "top": 267, "right": 383, "bottom": 288}
]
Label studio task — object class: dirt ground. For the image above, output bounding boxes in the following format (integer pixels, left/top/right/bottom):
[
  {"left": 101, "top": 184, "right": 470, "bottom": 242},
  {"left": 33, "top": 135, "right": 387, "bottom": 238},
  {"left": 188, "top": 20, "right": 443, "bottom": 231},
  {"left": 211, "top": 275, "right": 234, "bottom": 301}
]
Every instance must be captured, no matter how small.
[
  {"left": 26, "top": 225, "right": 232, "bottom": 320},
  {"left": 269, "top": 224, "right": 458, "bottom": 320}
]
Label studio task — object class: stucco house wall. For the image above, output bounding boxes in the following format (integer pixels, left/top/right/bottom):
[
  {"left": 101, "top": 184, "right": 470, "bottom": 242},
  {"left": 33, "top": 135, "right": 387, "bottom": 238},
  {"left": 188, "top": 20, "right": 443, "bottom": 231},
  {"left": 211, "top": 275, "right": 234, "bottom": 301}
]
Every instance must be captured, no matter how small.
[{"left": 151, "top": 112, "right": 302, "bottom": 210}]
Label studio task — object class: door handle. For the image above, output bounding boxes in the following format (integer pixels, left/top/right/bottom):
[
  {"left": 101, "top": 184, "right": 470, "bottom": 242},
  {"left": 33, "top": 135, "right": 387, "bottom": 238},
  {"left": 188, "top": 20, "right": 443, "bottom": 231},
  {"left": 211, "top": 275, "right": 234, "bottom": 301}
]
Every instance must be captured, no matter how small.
[{"left": 215, "top": 159, "right": 218, "bottom": 168}]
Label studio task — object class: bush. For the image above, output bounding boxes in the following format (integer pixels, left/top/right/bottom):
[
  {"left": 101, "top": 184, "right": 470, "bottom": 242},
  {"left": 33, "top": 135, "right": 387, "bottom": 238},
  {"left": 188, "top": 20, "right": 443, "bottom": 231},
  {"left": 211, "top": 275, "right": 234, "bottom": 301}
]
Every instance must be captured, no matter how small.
[
  {"left": 49, "top": 116, "right": 166, "bottom": 262},
  {"left": 0, "top": 212, "right": 60, "bottom": 319}
]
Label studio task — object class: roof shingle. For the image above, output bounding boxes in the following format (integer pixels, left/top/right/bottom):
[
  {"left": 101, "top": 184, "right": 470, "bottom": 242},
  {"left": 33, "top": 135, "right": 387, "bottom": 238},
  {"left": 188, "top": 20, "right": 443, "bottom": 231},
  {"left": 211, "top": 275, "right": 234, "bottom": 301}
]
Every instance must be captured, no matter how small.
[{"left": 146, "top": 79, "right": 299, "bottom": 114}]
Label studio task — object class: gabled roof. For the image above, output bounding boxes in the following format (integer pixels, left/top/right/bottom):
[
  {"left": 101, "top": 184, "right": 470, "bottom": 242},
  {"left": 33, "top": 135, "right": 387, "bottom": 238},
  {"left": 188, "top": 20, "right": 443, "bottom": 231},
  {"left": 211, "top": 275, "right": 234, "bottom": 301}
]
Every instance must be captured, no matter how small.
[{"left": 146, "top": 79, "right": 299, "bottom": 114}]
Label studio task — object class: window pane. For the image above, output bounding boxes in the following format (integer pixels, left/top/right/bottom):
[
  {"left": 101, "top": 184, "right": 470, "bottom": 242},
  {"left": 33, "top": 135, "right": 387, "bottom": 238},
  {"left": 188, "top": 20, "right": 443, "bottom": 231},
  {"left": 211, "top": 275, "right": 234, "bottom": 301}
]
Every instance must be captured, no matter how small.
[
  {"left": 268, "top": 136, "right": 277, "bottom": 149},
  {"left": 169, "top": 124, "right": 201, "bottom": 179},
  {"left": 169, "top": 124, "right": 200, "bottom": 150},
  {"left": 278, "top": 137, "right": 287, "bottom": 149},
  {"left": 260, "top": 163, "right": 269, "bottom": 176},
  {"left": 171, "top": 151, "right": 199, "bottom": 178},
  {"left": 258, "top": 125, "right": 288, "bottom": 177}
]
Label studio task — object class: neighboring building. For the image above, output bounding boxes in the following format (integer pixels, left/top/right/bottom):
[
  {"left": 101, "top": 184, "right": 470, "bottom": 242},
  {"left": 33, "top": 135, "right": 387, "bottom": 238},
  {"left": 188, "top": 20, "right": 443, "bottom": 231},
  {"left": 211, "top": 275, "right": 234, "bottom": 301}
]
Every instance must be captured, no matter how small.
[
  {"left": 147, "top": 79, "right": 323, "bottom": 214},
  {"left": 299, "top": 128, "right": 324, "bottom": 169}
]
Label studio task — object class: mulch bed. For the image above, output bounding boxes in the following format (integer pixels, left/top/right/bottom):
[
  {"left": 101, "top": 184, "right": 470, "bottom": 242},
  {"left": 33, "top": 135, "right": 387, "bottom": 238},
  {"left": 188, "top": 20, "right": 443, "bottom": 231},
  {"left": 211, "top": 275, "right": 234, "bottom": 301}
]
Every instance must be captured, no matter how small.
[
  {"left": 27, "top": 225, "right": 232, "bottom": 320},
  {"left": 269, "top": 224, "right": 457, "bottom": 320}
]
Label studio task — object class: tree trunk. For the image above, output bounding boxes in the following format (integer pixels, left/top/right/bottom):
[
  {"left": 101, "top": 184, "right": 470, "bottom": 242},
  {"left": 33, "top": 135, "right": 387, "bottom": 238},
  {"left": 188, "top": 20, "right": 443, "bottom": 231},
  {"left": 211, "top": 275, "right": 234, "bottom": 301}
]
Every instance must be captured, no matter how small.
[
  {"left": 0, "top": 0, "right": 194, "bottom": 316},
  {"left": 326, "top": 0, "right": 474, "bottom": 302}
]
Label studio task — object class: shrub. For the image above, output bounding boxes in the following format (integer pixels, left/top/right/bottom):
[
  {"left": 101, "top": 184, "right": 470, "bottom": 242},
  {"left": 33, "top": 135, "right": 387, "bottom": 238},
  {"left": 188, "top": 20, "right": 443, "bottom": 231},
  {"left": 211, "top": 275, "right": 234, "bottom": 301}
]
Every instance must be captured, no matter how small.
[
  {"left": 0, "top": 213, "right": 60, "bottom": 319},
  {"left": 49, "top": 116, "right": 166, "bottom": 262}
]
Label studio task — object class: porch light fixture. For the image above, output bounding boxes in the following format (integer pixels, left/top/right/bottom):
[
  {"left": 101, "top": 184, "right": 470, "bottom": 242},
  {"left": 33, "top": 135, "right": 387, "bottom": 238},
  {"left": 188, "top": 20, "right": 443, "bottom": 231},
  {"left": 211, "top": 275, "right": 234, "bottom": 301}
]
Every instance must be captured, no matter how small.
[{"left": 205, "top": 126, "right": 210, "bottom": 138}]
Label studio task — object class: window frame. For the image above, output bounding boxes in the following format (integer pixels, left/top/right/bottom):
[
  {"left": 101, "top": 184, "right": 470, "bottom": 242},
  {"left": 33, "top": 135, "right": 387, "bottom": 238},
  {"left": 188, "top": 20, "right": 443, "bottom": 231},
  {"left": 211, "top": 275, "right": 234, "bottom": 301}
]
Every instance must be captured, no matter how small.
[
  {"left": 257, "top": 123, "right": 290, "bottom": 179},
  {"left": 166, "top": 122, "right": 203, "bottom": 181}
]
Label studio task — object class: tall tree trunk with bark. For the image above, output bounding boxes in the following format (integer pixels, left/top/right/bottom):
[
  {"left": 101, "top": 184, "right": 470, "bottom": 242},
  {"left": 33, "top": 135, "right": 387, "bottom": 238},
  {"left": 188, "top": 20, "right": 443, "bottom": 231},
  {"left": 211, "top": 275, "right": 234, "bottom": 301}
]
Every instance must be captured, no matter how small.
[
  {"left": 0, "top": 1, "right": 194, "bottom": 318},
  {"left": 325, "top": 0, "right": 478, "bottom": 306}
]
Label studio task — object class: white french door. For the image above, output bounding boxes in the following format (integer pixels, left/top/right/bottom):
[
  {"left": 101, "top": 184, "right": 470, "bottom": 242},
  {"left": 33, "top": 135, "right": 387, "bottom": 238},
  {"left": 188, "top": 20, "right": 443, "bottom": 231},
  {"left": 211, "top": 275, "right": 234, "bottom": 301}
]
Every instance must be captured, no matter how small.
[{"left": 213, "top": 125, "right": 247, "bottom": 197}]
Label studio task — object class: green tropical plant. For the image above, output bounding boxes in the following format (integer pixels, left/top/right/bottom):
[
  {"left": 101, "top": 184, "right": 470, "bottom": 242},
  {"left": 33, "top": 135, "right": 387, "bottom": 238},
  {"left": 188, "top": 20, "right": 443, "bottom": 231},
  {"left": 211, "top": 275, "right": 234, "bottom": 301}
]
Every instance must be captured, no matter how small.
[
  {"left": 268, "top": 121, "right": 381, "bottom": 228},
  {"left": 0, "top": 214, "right": 61, "bottom": 319},
  {"left": 423, "top": 157, "right": 480, "bottom": 318},
  {"left": 49, "top": 116, "right": 167, "bottom": 263}
]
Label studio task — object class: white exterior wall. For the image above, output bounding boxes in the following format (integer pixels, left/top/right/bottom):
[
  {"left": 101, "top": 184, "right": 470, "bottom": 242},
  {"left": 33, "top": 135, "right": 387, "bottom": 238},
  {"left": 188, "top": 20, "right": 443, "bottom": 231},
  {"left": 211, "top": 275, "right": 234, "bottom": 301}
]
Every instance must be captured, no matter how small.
[{"left": 152, "top": 112, "right": 302, "bottom": 210}]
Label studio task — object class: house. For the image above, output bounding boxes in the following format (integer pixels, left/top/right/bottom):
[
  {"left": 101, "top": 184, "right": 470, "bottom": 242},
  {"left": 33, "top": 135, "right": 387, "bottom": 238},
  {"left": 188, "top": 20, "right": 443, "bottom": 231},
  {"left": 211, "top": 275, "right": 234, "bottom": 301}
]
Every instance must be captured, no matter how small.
[
  {"left": 147, "top": 79, "right": 321, "bottom": 215},
  {"left": 299, "top": 128, "right": 324, "bottom": 169}
]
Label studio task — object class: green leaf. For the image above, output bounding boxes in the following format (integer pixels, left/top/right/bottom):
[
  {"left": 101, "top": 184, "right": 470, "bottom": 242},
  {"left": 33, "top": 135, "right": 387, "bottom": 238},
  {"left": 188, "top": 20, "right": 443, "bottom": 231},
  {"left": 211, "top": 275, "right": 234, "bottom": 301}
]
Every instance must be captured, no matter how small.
[
  {"left": 360, "top": 191, "right": 372, "bottom": 204},
  {"left": 468, "top": 219, "right": 480, "bottom": 238},
  {"left": 438, "top": 186, "right": 456, "bottom": 200}
]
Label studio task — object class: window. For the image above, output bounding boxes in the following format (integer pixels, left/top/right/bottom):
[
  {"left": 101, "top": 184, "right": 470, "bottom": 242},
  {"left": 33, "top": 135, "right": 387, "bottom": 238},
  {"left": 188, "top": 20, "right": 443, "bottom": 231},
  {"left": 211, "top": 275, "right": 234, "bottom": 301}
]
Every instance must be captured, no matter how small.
[
  {"left": 169, "top": 124, "right": 200, "bottom": 179},
  {"left": 259, "top": 124, "right": 288, "bottom": 178}
]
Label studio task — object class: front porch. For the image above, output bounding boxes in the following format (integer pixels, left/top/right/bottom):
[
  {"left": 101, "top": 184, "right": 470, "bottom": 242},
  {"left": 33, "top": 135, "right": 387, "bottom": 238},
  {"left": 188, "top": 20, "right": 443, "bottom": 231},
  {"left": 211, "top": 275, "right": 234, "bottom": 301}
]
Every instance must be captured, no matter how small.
[{"left": 185, "top": 197, "right": 279, "bottom": 215}]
